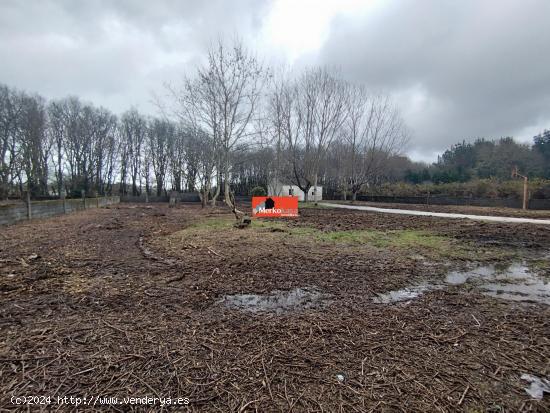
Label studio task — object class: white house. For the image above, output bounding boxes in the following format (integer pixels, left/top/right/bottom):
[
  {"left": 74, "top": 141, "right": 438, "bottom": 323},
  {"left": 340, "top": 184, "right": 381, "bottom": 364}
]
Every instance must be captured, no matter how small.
[{"left": 268, "top": 181, "right": 323, "bottom": 201}]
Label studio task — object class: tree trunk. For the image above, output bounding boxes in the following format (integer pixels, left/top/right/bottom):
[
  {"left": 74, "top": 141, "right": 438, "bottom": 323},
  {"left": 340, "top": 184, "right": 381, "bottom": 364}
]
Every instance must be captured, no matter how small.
[
  {"left": 200, "top": 189, "right": 207, "bottom": 208},
  {"left": 224, "top": 178, "right": 233, "bottom": 211},
  {"left": 57, "top": 154, "right": 63, "bottom": 199},
  {"left": 0, "top": 177, "right": 8, "bottom": 200},
  {"left": 156, "top": 177, "right": 163, "bottom": 196},
  {"left": 223, "top": 171, "right": 247, "bottom": 224},
  {"left": 304, "top": 186, "right": 309, "bottom": 202},
  {"left": 223, "top": 170, "right": 235, "bottom": 216},
  {"left": 199, "top": 176, "right": 210, "bottom": 209},
  {"left": 210, "top": 170, "right": 221, "bottom": 206},
  {"left": 313, "top": 173, "right": 318, "bottom": 205}
]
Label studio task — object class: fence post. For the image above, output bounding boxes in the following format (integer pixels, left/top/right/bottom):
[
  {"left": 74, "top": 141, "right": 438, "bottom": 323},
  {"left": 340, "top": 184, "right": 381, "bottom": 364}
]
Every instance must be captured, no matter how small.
[
  {"left": 26, "top": 191, "right": 32, "bottom": 220},
  {"left": 62, "top": 193, "right": 67, "bottom": 214},
  {"left": 82, "top": 190, "right": 86, "bottom": 209}
]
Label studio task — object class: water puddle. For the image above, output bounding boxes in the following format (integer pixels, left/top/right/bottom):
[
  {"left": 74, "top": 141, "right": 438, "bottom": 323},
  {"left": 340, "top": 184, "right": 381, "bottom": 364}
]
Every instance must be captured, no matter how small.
[
  {"left": 445, "top": 265, "right": 498, "bottom": 285},
  {"left": 374, "top": 262, "right": 550, "bottom": 305},
  {"left": 220, "top": 287, "right": 329, "bottom": 314},
  {"left": 373, "top": 283, "right": 440, "bottom": 304},
  {"left": 482, "top": 282, "right": 550, "bottom": 303},
  {"left": 448, "top": 262, "right": 550, "bottom": 304}
]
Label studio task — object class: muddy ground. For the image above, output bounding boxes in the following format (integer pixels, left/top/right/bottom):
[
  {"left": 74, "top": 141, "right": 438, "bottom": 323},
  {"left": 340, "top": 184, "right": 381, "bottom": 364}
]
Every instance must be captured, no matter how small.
[
  {"left": 328, "top": 200, "right": 550, "bottom": 219},
  {"left": 0, "top": 203, "right": 549, "bottom": 412}
]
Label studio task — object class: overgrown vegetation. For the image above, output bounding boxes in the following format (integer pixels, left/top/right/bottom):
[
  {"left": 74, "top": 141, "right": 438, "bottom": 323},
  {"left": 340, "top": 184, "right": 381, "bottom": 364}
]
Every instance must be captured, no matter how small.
[
  {"left": 369, "top": 178, "right": 550, "bottom": 199},
  {"left": 403, "top": 135, "right": 550, "bottom": 184},
  {"left": 250, "top": 186, "right": 267, "bottom": 196}
]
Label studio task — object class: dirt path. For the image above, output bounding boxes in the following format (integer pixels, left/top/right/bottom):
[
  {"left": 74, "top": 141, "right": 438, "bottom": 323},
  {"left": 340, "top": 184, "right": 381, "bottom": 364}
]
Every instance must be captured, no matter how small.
[
  {"left": 1, "top": 204, "right": 549, "bottom": 412},
  {"left": 321, "top": 202, "right": 550, "bottom": 225}
]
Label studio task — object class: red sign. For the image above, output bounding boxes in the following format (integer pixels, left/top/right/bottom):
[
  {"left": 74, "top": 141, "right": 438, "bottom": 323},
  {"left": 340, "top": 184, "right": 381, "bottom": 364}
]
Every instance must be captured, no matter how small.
[{"left": 252, "top": 196, "right": 298, "bottom": 217}]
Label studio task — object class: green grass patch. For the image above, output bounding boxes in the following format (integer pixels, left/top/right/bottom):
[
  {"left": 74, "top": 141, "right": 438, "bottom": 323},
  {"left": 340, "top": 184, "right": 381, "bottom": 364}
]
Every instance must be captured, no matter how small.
[
  {"left": 252, "top": 218, "right": 452, "bottom": 251},
  {"left": 176, "top": 216, "right": 513, "bottom": 262},
  {"left": 528, "top": 259, "right": 550, "bottom": 274}
]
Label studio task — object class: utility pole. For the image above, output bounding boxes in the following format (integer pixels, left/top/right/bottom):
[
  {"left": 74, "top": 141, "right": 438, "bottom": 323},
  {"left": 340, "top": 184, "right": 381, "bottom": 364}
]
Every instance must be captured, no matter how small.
[{"left": 511, "top": 166, "right": 528, "bottom": 210}]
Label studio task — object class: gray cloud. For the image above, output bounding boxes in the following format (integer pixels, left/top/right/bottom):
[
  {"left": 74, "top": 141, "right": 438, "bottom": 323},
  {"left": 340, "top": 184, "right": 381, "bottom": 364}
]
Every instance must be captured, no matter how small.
[
  {"left": 0, "top": 0, "right": 271, "bottom": 113},
  {"left": 1, "top": 0, "right": 549, "bottom": 161},
  {"left": 314, "top": 0, "right": 550, "bottom": 160}
]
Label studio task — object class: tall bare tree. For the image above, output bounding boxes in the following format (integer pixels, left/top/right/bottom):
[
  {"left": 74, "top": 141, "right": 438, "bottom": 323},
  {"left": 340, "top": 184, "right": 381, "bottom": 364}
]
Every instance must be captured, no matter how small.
[
  {"left": 265, "top": 72, "right": 295, "bottom": 196},
  {"left": 19, "top": 94, "right": 50, "bottom": 196},
  {"left": 187, "top": 128, "right": 216, "bottom": 207},
  {"left": 120, "top": 109, "right": 146, "bottom": 196},
  {"left": 0, "top": 84, "right": 23, "bottom": 199},
  {"left": 47, "top": 100, "right": 66, "bottom": 197},
  {"left": 148, "top": 118, "right": 173, "bottom": 196},
  {"left": 172, "top": 38, "right": 267, "bottom": 218},
  {"left": 342, "top": 88, "right": 408, "bottom": 201},
  {"left": 269, "top": 67, "right": 347, "bottom": 201}
]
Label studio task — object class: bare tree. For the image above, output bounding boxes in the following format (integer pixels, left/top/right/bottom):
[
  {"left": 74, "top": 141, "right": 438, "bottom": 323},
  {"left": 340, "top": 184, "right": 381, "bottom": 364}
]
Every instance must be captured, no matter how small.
[
  {"left": 120, "top": 109, "right": 146, "bottom": 196},
  {"left": 0, "top": 84, "right": 23, "bottom": 199},
  {"left": 265, "top": 72, "right": 294, "bottom": 196},
  {"left": 102, "top": 124, "right": 119, "bottom": 196},
  {"left": 18, "top": 94, "right": 51, "bottom": 196},
  {"left": 91, "top": 107, "right": 118, "bottom": 196},
  {"left": 47, "top": 100, "right": 66, "bottom": 197},
  {"left": 300, "top": 68, "right": 348, "bottom": 202},
  {"left": 341, "top": 88, "right": 408, "bottom": 201},
  {"left": 187, "top": 128, "right": 216, "bottom": 207},
  {"left": 172, "top": 38, "right": 267, "bottom": 219},
  {"left": 61, "top": 97, "right": 87, "bottom": 195},
  {"left": 169, "top": 127, "right": 187, "bottom": 193},
  {"left": 148, "top": 118, "right": 173, "bottom": 196},
  {"left": 270, "top": 67, "right": 347, "bottom": 201}
]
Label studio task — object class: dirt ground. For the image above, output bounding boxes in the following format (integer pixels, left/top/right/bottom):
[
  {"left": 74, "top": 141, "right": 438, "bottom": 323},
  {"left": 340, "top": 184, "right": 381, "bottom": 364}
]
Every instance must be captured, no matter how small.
[{"left": 1, "top": 203, "right": 549, "bottom": 412}]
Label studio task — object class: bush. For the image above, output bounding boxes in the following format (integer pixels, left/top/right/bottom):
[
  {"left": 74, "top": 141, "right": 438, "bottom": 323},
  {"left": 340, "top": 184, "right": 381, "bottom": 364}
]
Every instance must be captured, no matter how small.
[
  {"left": 366, "top": 179, "right": 550, "bottom": 200},
  {"left": 250, "top": 186, "right": 267, "bottom": 197}
]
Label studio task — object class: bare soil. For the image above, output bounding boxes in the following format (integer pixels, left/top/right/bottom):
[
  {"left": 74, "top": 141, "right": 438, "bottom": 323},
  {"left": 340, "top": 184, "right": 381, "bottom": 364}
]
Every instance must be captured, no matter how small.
[
  {"left": 1, "top": 203, "right": 549, "bottom": 412},
  {"left": 329, "top": 200, "right": 550, "bottom": 219}
]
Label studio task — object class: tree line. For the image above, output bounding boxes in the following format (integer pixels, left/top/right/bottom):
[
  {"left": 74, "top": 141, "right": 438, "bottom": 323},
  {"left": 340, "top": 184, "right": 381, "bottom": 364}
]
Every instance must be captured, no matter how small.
[
  {"left": 404, "top": 134, "right": 550, "bottom": 185},
  {"left": 1, "top": 39, "right": 410, "bottom": 207},
  {"left": 0, "top": 87, "right": 199, "bottom": 200},
  {"left": 4, "top": 39, "right": 546, "bottom": 207}
]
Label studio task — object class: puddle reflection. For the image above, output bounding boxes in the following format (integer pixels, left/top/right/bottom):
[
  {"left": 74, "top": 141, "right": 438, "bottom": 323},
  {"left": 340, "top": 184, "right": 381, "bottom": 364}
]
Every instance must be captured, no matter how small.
[
  {"left": 375, "top": 262, "right": 550, "bottom": 305},
  {"left": 221, "top": 288, "right": 329, "bottom": 313}
]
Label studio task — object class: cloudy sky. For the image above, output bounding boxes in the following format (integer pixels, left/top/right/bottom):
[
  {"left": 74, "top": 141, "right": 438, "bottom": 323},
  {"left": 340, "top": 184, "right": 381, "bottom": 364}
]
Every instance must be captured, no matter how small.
[{"left": 1, "top": 0, "right": 549, "bottom": 162}]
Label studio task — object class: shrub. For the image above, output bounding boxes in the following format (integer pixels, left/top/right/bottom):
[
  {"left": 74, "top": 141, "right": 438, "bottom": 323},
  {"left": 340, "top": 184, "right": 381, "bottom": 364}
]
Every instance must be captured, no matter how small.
[
  {"left": 250, "top": 186, "right": 267, "bottom": 197},
  {"left": 366, "top": 179, "right": 550, "bottom": 200}
]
